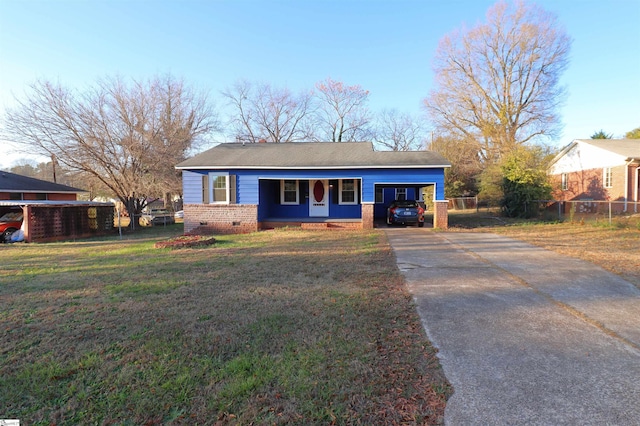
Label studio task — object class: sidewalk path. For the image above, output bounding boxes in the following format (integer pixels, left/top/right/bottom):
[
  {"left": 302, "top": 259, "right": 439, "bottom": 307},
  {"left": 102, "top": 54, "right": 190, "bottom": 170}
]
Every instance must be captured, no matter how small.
[{"left": 385, "top": 229, "right": 640, "bottom": 425}]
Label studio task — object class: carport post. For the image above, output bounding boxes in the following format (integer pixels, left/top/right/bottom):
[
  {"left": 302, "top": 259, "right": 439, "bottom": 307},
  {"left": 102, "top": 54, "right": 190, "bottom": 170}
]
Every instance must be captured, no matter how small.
[
  {"left": 22, "top": 205, "right": 31, "bottom": 243},
  {"left": 433, "top": 200, "right": 448, "bottom": 229}
]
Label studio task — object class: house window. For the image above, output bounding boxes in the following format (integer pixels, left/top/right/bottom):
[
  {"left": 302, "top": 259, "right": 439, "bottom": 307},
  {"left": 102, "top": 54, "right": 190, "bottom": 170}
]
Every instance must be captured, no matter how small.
[
  {"left": 213, "top": 175, "right": 228, "bottom": 202},
  {"left": 35, "top": 193, "right": 47, "bottom": 200},
  {"left": 339, "top": 179, "right": 357, "bottom": 205},
  {"left": 375, "top": 187, "right": 384, "bottom": 203},
  {"left": 281, "top": 180, "right": 299, "bottom": 205},
  {"left": 9, "top": 193, "right": 22, "bottom": 200},
  {"left": 603, "top": 168, "right": 613, "bottom": 188},
  {"left": 561, "top": 173, "right": 568, "bottom": 191},
  {"left": 395, "top": 188, "right": 406, "bottom": 201},
  {"left": 203, "top": 173, "right": 230, "bottom": 204}
]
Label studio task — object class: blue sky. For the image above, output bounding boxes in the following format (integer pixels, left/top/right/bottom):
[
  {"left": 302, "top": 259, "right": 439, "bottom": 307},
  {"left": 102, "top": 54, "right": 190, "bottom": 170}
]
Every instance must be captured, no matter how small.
[{"left": 1, "top": 0, "right": 639, "bottom": 168}]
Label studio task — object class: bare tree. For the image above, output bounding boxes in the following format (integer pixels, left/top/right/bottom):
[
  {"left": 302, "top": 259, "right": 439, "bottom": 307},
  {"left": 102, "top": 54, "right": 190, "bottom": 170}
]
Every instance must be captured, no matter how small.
[
  {"left": 222, "top": 80, "right": 312, "bottom": 143},
  {"left": 428, "top": 133, "right": 483, "bottom": 197},
  {"left": 312, "top": 77, "right": 372, "bottom": 142},
  {"left": 373, "top": 109, "right": 425, "bottom": 151},
  {"left": 3, "top": 75, "right": 218, "bottom": 223},
  {"left": 424, "top": 1, "right": 571, "bottom": 162}
]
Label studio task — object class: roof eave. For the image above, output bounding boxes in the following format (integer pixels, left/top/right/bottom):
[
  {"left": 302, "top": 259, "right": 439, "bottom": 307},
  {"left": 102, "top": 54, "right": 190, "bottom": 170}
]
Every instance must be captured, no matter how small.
[{"left": 176, "top": 164, "right": 451, "bottom": 170}]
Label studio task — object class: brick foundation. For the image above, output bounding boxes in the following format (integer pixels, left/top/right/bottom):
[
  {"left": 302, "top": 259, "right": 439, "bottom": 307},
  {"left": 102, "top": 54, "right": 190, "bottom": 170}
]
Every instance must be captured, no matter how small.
[
  {"left": 184, "top": 204, "right": 258, "bottom": 235},
  {"left": 433, "top": 200, "right": 448, "bottom": 229},
  {"left": 260, "top": 221, "right": 362, "bottom": 230}
]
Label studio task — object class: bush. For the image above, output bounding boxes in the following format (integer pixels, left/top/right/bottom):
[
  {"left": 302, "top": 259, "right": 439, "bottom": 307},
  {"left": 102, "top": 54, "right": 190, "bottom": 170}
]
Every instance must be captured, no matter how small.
[{"left": 500, "top": 146, "right": 553, "bottom": 218}]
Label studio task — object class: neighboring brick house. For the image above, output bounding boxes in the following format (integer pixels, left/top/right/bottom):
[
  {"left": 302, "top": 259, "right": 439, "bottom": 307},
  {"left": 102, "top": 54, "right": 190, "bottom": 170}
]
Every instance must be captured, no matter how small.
[
  {"left": 549, "top": 139, "right": 640, "bottom": 207},
  {"left": 0, "top": 170, "right": 84, "bottom": 200},
  {"left": 175, "top": 141, "right": 451, "bottom": 234},
  {"left": 0, "top": 171, "right": 114, "bottom": 242}
]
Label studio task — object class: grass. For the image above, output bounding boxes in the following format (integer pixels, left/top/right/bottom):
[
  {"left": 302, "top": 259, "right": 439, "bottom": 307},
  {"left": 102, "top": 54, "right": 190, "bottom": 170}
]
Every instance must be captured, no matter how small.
[
  {"left": 0, "top": 226, "right": 449, "bottom": 425},
  {"left": 446, "top": 210, "right": 640, "bottom": 289}
]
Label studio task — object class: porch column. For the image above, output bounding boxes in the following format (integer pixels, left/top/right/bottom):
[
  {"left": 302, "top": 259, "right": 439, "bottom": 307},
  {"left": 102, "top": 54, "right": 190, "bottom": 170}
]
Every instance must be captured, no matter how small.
[
  {"left": 362, "top": 203, "right": 374, "bottom": 229},
  {"left": 23, "top": 205, "right": 31, "bottom": 243},
  {"left": 433, "top": 200, "right": 448, "bottom": 229}
]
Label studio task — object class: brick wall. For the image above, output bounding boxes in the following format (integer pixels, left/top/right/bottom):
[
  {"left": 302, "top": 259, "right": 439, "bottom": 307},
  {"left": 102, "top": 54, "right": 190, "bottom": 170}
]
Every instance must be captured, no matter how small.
[
  {"left": 433, "top": 200, "right": 448, "bottom": 229},
  {"left": 184, "top": 204, "right": 258, "bottom": 235},
  {"left": 552, "top": 165, "right": 631, "bottom": 201},
  {"left": 361, "top": 203, "right": 374, "bottom": 229},
  {"left": 23, "top": 205, "right": 114, "bottom": 243}
]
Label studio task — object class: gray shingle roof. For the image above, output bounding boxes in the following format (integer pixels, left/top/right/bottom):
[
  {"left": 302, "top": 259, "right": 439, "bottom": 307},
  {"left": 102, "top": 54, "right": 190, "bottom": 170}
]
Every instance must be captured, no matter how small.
[
  {"left": 577, "top": 139, "right": 640, "bottom": 159},
  {"left": 0, "top": 171, "right": 85, "bottom": 193},
  {"left": 176, "top": 142, "right": 451, "bottom": 169}
]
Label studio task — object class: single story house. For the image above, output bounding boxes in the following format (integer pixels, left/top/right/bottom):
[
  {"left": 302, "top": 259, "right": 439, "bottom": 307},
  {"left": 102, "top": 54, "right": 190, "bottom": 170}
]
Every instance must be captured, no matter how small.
[
  {"left": 549, "top": 139, "right": 640, "bottom": 211},
  {"left": 176, "top": 141, "right": 451, "bottom": 234},
  {"left": 0, "top": 170, "right": 85, "bottom": 201}
]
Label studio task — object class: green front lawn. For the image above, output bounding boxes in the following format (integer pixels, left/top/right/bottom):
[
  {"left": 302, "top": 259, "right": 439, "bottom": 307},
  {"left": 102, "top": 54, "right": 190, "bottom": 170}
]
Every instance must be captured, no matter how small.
[{"left": 0, "top": 227, "right": 449, "bottom": 425}]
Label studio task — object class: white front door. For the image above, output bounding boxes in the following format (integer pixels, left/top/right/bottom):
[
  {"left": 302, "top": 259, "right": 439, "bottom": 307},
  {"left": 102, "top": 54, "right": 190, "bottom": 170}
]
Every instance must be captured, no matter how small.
[{"left": 309, "top": 179, "right": 329, "bottom": 217}]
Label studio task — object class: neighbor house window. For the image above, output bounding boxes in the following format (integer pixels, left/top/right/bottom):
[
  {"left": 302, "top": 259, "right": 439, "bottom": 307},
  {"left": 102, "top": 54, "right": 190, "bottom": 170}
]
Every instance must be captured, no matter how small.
[
  {"left": 395, "top": 188, "right": 406, "bottom": 201},
  {"left": 375, "top": 187, "right": 384, "bottom": 203},
  {"left": 603, "top": 168, "right": 612, "bottom": 188},
  {"left": 339, "top": 179, "right": 357, "bottom": 205},
  {"left": 561, "top": 173, "right": 568, "bottom": 191},
  {"left": 281, "top": 180, "right": 299, "bottom": 204}
]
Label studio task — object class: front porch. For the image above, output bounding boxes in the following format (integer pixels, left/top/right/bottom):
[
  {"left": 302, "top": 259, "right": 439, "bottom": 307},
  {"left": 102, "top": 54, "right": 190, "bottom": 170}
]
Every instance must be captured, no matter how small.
[{"left": 259, "top": 217, "right": 364, "bottom": 230}]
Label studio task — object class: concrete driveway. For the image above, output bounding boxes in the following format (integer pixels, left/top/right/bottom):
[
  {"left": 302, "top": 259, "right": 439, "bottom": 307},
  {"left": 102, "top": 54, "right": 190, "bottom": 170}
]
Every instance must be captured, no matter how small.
[{"left": 385, "top": 228, "right": 640, "bottom": 425}]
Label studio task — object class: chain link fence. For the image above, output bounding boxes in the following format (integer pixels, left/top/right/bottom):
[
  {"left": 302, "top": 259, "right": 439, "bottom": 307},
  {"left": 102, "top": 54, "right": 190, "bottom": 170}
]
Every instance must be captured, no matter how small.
[
  {"left": 528, "top": 200, "right": 640, "bottom": 225},
  {"left": 447, "top": 197, "right": 640, "bottom": 226}
]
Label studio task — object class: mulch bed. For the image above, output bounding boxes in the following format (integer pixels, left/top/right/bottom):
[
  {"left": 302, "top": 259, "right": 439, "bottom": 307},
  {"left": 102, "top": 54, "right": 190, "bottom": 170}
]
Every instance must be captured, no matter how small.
[{"left": 154, "top": 235, "right": 216, "bottom": 249}]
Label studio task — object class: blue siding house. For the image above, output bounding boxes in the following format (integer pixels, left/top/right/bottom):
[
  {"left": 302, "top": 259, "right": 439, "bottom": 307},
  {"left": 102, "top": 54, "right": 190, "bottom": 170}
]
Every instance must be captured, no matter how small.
[{"left": 176, "top": 142, "right": 450, "bottom": 234}]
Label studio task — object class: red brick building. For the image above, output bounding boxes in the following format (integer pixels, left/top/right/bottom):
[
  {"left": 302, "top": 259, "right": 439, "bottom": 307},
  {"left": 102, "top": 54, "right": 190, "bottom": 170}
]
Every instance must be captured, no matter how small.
[
  {"left": 0, "top": 170, "right": 84, "bottom": 200},
  {"left": 549, "top": 139, "right": 640, "bottom": 207},
  {"left": 0, "top": 171, "right": 114, "bottom": 242}
]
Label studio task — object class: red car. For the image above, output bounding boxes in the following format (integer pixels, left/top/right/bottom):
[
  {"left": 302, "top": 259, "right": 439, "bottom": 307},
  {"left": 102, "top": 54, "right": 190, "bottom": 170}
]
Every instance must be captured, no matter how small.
[{"left": 0, "top": 210, "right": 23, "bottom": 242}]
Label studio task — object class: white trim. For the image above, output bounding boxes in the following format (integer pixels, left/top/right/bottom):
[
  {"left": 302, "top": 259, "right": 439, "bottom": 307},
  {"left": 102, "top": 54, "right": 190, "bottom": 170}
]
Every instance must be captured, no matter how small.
[
  {"left": 603, "top": 167, "right": 613, "bottom": 188},
  {"left": 206, "top": 172, "right": 230, "bottom": 204},
  {"left": 177, "top": 164, "right": 451, "bottom": 170},
  {"left": 395, "top": 188, "right": 407, "bottom": 200},
  {"left": 338, "top": 179, "right": 358, "bottom": 205},
  {"left": 258, "top": 176, "right": 359, "bottom": 180},
  {"left": 280, "top": 179, "right": 299, "bottom": 205}
]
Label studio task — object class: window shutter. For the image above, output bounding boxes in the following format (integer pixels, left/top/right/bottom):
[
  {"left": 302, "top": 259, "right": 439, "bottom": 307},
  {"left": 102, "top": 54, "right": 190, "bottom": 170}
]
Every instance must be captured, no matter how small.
[
  {"left": 202, "top": 175, "right": 210, "bottom": 204},
  {"left": 229, "top": 175, "right": 236, "bottom": 204}
]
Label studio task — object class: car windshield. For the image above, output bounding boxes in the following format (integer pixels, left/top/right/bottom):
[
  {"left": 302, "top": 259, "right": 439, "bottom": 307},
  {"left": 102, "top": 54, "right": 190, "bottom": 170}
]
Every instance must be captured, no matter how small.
[
  {"left": 394, "top": 201, "right": 419, "bottom": 208},
  {"left": 0, "top": 212, "right": 23, "bottom": 222}
]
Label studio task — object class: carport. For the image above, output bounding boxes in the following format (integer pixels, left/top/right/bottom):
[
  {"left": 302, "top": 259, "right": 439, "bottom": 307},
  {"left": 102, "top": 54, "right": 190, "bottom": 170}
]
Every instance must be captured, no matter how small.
[{"left": 0, "top": 200, "right": 115, "bottom": 243}]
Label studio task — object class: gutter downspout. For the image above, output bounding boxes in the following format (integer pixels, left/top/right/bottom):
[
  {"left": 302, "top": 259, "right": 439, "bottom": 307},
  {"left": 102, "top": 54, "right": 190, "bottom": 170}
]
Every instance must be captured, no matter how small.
[{"left": 624, "top": 161, "right": 631, "bottom": 212}]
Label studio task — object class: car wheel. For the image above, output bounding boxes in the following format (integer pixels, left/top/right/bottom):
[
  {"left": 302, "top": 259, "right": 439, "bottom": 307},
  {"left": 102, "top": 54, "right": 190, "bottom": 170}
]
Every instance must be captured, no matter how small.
[
  {"left": 386, "top": 216, "right": 392, "bottom": 226},
  {"left": 418, "top": 222, "right": 424, "bottom": 228},
  {"left": 2, "top": 228, "right": 17, "bottom": 243}
]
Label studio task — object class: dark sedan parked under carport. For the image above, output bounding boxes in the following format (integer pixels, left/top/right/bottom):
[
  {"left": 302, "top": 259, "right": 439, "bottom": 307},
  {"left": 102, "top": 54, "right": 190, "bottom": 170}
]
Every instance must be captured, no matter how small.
[{"left": 386, "top": 200, "right": 425, "bottom": 227}]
